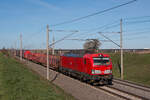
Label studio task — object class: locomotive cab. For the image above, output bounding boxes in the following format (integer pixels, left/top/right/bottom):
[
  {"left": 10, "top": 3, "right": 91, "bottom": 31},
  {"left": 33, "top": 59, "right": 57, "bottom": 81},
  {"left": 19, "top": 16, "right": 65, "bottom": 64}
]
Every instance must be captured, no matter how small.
[
  {"left": 85, "top": 53, "right": 113, "bottom": 84},
  {"left": 92, "top": 55, "right": 112, "bottom": 75}
]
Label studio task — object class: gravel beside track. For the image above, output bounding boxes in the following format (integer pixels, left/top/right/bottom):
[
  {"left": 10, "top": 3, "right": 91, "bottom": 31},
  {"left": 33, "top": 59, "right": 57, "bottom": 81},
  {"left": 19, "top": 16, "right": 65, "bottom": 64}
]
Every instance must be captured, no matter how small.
[
  {"left": 20, "top": 58, "right": 124, "bottom": 100},
  {"left": 114, "top": 78, "right": 150, "bottom": 91},
  {"left": 97, "top": 86, "right": 142, "bottom": 100},
  {"left": 110, "top": 79, "right": 150, "bottom": 99}
]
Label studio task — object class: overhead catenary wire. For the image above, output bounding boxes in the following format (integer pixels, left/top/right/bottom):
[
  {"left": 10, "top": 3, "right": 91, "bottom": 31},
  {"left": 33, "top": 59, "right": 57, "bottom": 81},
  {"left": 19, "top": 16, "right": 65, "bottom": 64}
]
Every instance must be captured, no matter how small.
[
  {"left": 49, "top": 20, "right": 120, "bottom": 46},
  {"left": 48, "top": 0, "right": 138, "bottom": 46},
  {"left": 98, "top": 32, "right": 120, "bottom": 47},
  {"left": 49, "top": 29, "right": 78, "bottom": 32},
  {"left": 65, "top": 39, "right": 110, "bottom": 42},
  {"left": 124, "top": 30, "right": 150, "bottom": 34},
  {"left": 24, "top": 20, "right": 118, "bottom": 49},
  {"left": 73, "top": 23, "right": 120, "bottom": 39},
  {"left": 124, "top": 20, "right": 150, "bottom": 25},
  {"left": 74, "top": 17, "right": 150, "bottom": 37},
  {"left": 124, "top": 35, "right": 149, "bottom": 41},
  {"left": 123, "top": 27, "right": 150, "bottom": 32},
  {"left": 49, "top": 31, "right": 78, "bottom": 47},
  {"left": 48, "top": 0, "right": 150, "bottom": 49},
  {"left": 91, "top": 30, "right": 150, "bottom": 41},
  {"left": 51, "top": 0, "right": 137, "bottom": 27},
  {"left": 124, "top": 15, "right": 150, "bottom": 20},
  {"left": 100, "top": 36, "right": 149, "bottom": 42},
  {"left": 89, "top": 19, "right": 150, "bottom": 39},
  {"left": 75, "top": 18, "right": 150, "bottom": 39},
  {"left": 50, "top": 18, "right": 150, "bottom": 47},
  {"left": 73, "top": 21, "right": 120, "bottom": 39}
]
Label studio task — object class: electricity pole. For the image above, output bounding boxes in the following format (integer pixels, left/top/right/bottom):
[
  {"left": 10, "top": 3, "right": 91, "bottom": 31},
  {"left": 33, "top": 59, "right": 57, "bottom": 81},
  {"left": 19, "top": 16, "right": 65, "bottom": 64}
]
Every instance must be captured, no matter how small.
[
  {"left": 120, "top": 19, "right": 123, "bottom": 80},
  {"left": 47, "top": 24, "right": 49, "bottom": 80},
  {"left": 20, "top": 34, "right": 22, "bottom": 60},
  {"left": 98, "top": 19, "right": 124, "bottom": 80},
  {"left": 14, "top": 41, "right": 16, "bottom": 56},
  {"left": 52, "top": 35, "right": 55, "bottom": 55}
]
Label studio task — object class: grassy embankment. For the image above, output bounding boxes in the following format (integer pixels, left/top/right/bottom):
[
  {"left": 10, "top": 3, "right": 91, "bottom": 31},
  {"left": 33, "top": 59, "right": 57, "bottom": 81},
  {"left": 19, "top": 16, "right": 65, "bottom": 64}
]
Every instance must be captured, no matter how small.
[
  {"left": 0, "top": 52, "right": 76, "bottom": 100},
  {"left": 110, "top": 53, "right": 150, "bottom": 86}
]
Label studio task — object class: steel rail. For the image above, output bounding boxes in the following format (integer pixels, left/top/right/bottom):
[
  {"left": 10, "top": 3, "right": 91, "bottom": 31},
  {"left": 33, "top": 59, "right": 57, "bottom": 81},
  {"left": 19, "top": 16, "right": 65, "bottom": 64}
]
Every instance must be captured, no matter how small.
[
  {"left": 106, "top": 85, "right": 149, "bottom": 100},
  {"left": 114, "top": 78, "right": 150, "bottom": 89},
  {"left": 113, "top": 79, "right": 150, "bottom": 93},
  {"left": 96, "top": 86, "right": 131, "bottom": 100}
]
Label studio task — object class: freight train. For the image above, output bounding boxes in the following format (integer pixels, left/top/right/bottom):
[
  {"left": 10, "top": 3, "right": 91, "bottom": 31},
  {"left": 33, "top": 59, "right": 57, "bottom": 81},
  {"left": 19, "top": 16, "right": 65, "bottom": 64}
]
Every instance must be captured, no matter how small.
[{"left": 23, "top": 50, "right": 113, "bottom": 85}]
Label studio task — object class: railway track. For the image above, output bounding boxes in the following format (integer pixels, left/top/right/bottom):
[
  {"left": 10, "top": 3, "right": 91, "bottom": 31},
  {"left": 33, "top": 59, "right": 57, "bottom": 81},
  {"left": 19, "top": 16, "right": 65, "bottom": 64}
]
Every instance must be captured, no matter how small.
[
  {"left": 19, "top": 57, "right": 150, "bottom": 100},
  {"left": 96, "top": 78, "right": 150, "bottom": 100},
  {"left": 113, "top": 78, "right": 150, "bottom": 92},
  {"left": 97, "top": 86, "right": 147, "bottom": 100}
]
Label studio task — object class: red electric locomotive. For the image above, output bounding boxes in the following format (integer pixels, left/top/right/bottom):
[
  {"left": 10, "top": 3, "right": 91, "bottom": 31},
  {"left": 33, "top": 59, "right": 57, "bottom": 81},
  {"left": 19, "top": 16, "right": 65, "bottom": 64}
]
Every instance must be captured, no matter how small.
[
  {"left": 60, "top": 53, "right": 113, "bottom": 84},
  {"left": 23, "top": 50, "right": 113, "bottom": 85}
]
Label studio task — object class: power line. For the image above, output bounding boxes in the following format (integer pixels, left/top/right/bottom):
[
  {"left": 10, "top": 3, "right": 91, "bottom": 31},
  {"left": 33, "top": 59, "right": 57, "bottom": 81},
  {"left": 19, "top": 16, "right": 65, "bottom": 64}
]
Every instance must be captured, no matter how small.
[
  {"left": 49, "top": 31, "right": 78, "bottom": 46},
  {"left": 125, "top": 20, "right": 150, "bottom": 25},
  {"left": 124, "top": 36, "right": 149, "bottom": 41},
  {"left": 49, "top": 20, "right": 119, "bottom": 47},
  {"left": 65, "top": 38, "right": 110, "bottom": 42},
  {"left": 73, "top": 21, "right": 120, "bottom": 39},
  {"left": 50, "top": 29, "right": 78, "bottom": 32},
  {"left": 124, "top": 15, "right": 150, "bottom": 20},
  {"left": 124, "top": 30, "right": 150, "bottom": 34},
  {"left": 123, "top": 27, "right": 150, "bottom": 32},
  {"left": 98, "top": 32, "right": 120, "bottom": 47},
  {"left": 98, "top": 30, "right": 150, "bottom": 40},
  {"left": 89, "top": 21, "right": 120, "bottom": 32},
  {"left": 52, "top": 19, "right": 149, "bottom": 47},
  {"left": 76, "top": 19, "right": 150, "bottom": 39},
  {"left": 51, "top": 0, "right": 137, "bottom": 27},
  {"left": 74, "top": 23, "right": 120, "bottom": 39},
  {"left": 48, "top": 20, "right": 119, "bottom": 47},
  {"left": 75, "top": 19, "right": 119, "bottom": 32}
]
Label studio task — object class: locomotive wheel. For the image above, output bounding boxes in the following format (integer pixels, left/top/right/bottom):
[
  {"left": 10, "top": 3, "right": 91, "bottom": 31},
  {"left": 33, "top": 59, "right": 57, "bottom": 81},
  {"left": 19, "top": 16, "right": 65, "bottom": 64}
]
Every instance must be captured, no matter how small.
[
  {"left": 108, "top": 80, "right": 113, "bottom": 85},
  {"left": 82, "top": 77, "right": 87, "bottom": 82}
]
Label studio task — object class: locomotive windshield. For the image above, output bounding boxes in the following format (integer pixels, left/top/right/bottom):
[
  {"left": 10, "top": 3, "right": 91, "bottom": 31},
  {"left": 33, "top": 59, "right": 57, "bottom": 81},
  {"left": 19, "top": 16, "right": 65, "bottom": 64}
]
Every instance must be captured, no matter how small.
[{"left": 93, "top": 57, "right": 110, "bottom": 65}]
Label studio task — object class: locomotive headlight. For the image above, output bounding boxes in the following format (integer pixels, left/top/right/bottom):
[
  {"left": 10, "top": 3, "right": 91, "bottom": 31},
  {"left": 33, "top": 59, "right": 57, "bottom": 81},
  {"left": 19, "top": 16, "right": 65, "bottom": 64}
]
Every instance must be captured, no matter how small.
[
  {"left": 92, "top": 70, "right": 95, "bottom": 74},
  {"left": 110, "top": 70, "right": 112, "bottom": 73},
  {"left": 92, "top": 70, "right": 101, "bottom": 74},
  {"left": 104, "top": 69, "right": 112, "bottom": 74}
]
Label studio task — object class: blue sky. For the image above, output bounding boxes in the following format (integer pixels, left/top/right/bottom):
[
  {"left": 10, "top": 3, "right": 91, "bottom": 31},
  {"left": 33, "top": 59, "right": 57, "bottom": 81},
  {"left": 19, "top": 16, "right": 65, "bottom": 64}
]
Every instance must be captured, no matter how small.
[{"left": 0, "top": 0, "right": 150, "bottom": 49}]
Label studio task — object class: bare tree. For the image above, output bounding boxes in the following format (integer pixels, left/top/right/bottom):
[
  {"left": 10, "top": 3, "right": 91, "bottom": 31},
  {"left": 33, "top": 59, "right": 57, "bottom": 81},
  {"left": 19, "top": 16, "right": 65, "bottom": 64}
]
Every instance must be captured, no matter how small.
[{"left": 83, "top": 39, "right": 101, "bottom": 53}]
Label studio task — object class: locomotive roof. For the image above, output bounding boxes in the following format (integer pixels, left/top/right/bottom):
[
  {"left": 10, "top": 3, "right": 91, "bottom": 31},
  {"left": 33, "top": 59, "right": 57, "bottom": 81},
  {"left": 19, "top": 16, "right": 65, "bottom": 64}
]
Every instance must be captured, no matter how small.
[
  {"left": 63, "top": 53, "right": 109, "bottom": 58},
  {"left": 63, "top": 53, "right": 84, "bottom": 57}
]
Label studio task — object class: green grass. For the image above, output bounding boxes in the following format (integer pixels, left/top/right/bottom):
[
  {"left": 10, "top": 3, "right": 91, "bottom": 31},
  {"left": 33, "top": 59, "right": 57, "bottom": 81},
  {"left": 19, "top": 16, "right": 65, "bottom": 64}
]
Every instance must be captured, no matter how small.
[
  {"left": 110, "top": 53, "right": 150, "bottom": 86},
  {"left": 0, "top": 52, "right": 76, "bottom": 100}
]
